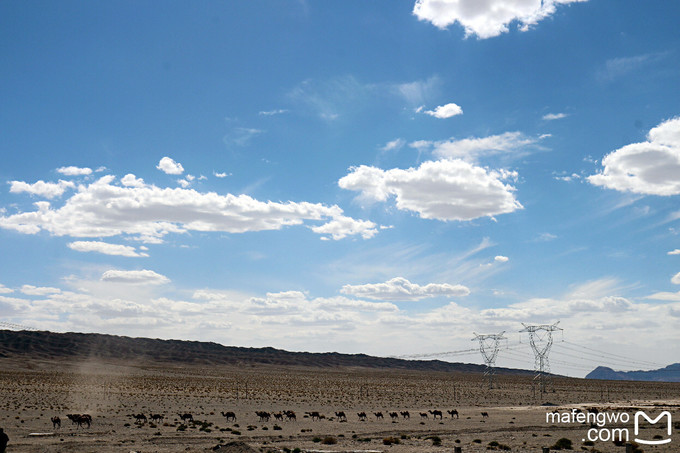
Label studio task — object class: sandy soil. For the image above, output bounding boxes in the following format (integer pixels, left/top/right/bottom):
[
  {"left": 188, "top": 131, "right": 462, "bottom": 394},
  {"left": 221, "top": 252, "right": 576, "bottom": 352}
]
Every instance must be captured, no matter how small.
[{"left": 0, "top": 358, "right": 678, "bottom": 452}]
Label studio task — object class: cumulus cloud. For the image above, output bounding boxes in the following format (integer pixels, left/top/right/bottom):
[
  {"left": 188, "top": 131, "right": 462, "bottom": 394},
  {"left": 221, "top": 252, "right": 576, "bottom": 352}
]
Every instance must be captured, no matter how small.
[
  {"left": 0, "top": 284, "right": 13, "bottom": 294},
  {"left": 672, "top": 272, "right": 680, "bottom": 285},
  {"left": 341, "top": 277, "right": 470, "bottom": 301},
  {"left": 57, "top": 166, "right": 93, "bottom": 176},
  {"left": 494, "top": 255, "right": 509, "bottom": 262},
  {"left": 413, "top": 0, "right": 588, "bottom": 39},
  {"left": 588, "top": 117, "right": 680, "bottom": 195},
  {"left": 0, "top": 174, "right": 375, "bottom": 242},
  {"left": 668, "top": 249, "right": 680, "bottom": 255},
  {"left": 101, "top": 269, "right": 170, "bottom": 285},
  {"left": 68, "top": 241, "right": 149, "bottom": 258},
  {"left": 120, "top": 174, "right": 145, "bottom": 188},
  {"left": 338, "top": 159, "right": 522, "bottom": 221},
  {"left": 156, "top": 157, "right": 184, "bottom": 175},
  {"left": 310, "top": 216, "right": 378, "bottom": 240},
  {"left": 9, "top": 180, "right": 75, "bottom": 199},
  {"left": 543, "top": 112, "right": 568, "bottom": 121},
  {"left": 422, "top": 102, "right": 463, "bottom": 119},
  {"left": 414, "top": 131, "right": 545, "bottom": 161}
]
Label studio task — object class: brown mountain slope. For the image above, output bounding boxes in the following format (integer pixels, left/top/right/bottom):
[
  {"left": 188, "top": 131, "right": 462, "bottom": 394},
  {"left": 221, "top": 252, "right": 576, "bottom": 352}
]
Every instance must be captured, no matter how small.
[{"left": 0, "top": 329, "right": 534, "bottom": 374}]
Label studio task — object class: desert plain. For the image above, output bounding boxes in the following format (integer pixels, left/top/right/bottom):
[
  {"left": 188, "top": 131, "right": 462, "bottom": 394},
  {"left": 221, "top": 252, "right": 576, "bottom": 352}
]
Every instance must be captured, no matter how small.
[{"left": 0, "top": 356, "right": 677, "bottom": 453}]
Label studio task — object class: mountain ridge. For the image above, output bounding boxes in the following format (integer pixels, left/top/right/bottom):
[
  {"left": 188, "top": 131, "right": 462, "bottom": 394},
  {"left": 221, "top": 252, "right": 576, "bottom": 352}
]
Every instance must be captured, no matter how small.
[
  {"left": 585, "top": 363, "right": 680, "bottom": 382},
  {"left": 0, "top": 329, "right": 534, "bottom": 374}
]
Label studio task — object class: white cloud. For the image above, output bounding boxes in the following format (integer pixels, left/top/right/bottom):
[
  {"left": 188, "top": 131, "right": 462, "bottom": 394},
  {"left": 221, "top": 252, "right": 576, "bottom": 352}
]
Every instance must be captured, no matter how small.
[
  {"left": 543, "top": 112, "right": 568, "bottom": 121},
  {"left": 310, "top": 215, "right": 378, "bottom": 240},
  {"left": 9, "top": 180, "right": 75, "bottom": 199},
  {"left": 494, "top": 255, "right": 509, "bottom": 262},
  {"left": 381, "top": 138, "right": 405, "bottom": 152},
  {"left": 57, "top": 166, "right": 93, "bottom": 176},
  {"left": 120, "top": 174, "right": 145, "bottom": 188},
  {"left": 0, "top": 174, "right": 375, "bottom": 242},
  {"left": 100, "top": 269, "right": 170, "bottom": 285},
  {"left": 672, "top": 272, "right": 680, "bottom": 285},
  {"left": 416, "top": 131, "right": 545, "bottom": 161},
  {"left": 0, "top": 284, "right": 13, "bottom": 294},
  {"left": 535, "top": 232, "right": 558, "bottom": 242},
  {"left": 225, "top": 127, "right": 264, "bottom": 147},
  {"left": 413, "top": 0, "right": 588, "bottom": 39},
  {"left": 395, "top": 76, "right": 440, "bottom": 106},
  {"left": 213, "top": 171, "right": 231, "bottom": 178},
  {"left": 338, "top": 159, "right": 523, "bottom": 221},
  {"left": 21, "top": 285, "right": 61, "bottom": 296},
  {"left": 341, "top": 277, "right": 469, "bottom": 301},
  {"left": 156, "top": 157, "right": 184, "bottom": 175},
  {"left": 259, "top": 109, "right": 288, "bottom": 116},
  {"left": 423, "top": 102, "right": 463, "bottom": 119},
  {"left": 68, "top": 241, "right": 149, "bottom": 258},
  {"left": 668, "top": 249, "right": 680, "bottom": 255},
  {"left": 588, "top": 117, "right": 680, "bottom": 195},
  {"left": 597, "top": 52, "right": 669, "bottom": 82}
]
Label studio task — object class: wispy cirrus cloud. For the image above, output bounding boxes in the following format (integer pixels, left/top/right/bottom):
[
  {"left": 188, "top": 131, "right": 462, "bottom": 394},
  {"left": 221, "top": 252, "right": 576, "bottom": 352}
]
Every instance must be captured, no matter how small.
[
  {"left": 410, "top": 131, "right": 548, "bottom": 163},
  {"left": 542, "top": 112, "right": 568, "bottom": 121}
]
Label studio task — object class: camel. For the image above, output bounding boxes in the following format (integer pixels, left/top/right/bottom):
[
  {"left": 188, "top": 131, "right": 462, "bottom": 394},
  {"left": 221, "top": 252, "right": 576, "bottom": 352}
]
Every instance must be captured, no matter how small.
[
  {"left": 429, "top": 410, "right": 443, "bottom": 419},
  {"left": 221, "top": 411, "right": 236, "bottom": 422},
  {"left": 50, "top": 416, "right": 61, "bottom": 429},
  {"left": 447, "top": 409, "right": 459, "bottom": 419},
  {"left": 284, "top": 410, "right": 296, "bottom": 421},
  {"left": 256, "top": 411, "right": 271, "bottom": 422},
  {"left": 150, "top": 413, "right": 164, "bottom": 422},
  {"left": 374, "top": 411, "right": 384, "bottom": 420},
  {"left": 419, "top": 412, "right": 428, "bottom": 419},
  {"left": 481, "top": 411, "right": 489, "bottom": 418},
  {"left": 134, "top": 413, "right": 147, "bottom": 423},
  {"left": 273, "top": 412, "right": 284, "bottom": 421},
  {"left": 178, "top": 413, "right": 193, "bottom": 423},
  {"left": 334, "top": 411, "right": 347, "bottom": 421},
  {"left": 400, "top": 411, "right": 410, "bottom": 419},
  {"left": 75, "top": 414, "right": 91, "bottom": 429},
  {"left": 389, "top": 412, "right": 399, "bottom": 420},
  {"left": 357, "top": 412, "right": 367, "bottom": 421},
  {"left": 305, "top": 411, "right": 321, "bottom": 421}
]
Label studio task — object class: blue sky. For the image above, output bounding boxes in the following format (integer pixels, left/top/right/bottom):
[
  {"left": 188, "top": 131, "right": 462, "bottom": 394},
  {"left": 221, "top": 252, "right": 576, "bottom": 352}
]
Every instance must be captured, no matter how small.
[{"left": 1, "top": 0, "right": 680, "bottom": 377}]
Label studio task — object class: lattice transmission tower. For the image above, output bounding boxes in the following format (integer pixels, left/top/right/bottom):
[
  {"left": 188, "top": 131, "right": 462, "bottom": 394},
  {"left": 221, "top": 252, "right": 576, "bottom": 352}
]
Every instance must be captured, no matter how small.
[
  {"left": 472, "top": 331, "right": 506, "bottom": 389},
  {"left": 519, "top": 322, "right": 562, "bottom": 394}
]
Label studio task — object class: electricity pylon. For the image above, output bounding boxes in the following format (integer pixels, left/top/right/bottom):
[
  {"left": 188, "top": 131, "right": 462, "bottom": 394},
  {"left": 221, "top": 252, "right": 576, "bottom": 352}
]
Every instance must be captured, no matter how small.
[
  {"left": 519, "top": 322, "right": 562, "bottom": 394},
  {"left": 472, "top": 331, "right": 506, "bottom": 389}
]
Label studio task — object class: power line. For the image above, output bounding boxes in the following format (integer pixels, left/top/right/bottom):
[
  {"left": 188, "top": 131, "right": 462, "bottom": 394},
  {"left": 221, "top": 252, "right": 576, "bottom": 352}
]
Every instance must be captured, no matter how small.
[{"left": 560, "top": 340, "right": 665, "bottom": 368}]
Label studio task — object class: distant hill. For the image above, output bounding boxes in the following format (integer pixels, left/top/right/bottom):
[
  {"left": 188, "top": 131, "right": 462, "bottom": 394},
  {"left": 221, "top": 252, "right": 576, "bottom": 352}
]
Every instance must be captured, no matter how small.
[
  {"left": 0, "top": 329, "right": 534, "bottom": 375},
  {"left": 586, "top": 363, "right": 680, "bottom": 382}
]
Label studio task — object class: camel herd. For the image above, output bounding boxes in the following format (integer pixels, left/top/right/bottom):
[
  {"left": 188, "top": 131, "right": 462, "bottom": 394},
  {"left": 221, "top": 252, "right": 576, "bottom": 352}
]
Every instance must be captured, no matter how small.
[{"left": 46, "top": 408, "right": 486, "bottom": 430}]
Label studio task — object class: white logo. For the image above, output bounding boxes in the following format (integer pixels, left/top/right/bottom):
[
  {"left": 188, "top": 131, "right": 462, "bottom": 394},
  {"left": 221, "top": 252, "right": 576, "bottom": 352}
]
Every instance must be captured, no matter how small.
[{"left": 634, "top": 411, "right": 672, "bottom": 445}]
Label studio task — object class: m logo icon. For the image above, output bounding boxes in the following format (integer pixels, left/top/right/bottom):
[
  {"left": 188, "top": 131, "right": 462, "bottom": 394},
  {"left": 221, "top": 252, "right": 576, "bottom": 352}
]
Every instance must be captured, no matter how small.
[{"left": 634, "top": 411, "right": 672, "bottom": 445}]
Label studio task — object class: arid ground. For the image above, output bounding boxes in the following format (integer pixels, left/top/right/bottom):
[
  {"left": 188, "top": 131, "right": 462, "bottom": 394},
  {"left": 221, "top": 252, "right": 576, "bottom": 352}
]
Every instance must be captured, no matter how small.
[{"left": 0, "top": 357, "right": 678, "bottom": 452}]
